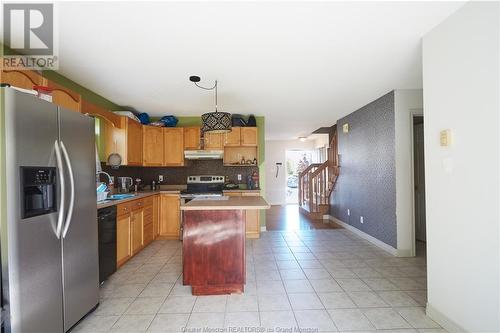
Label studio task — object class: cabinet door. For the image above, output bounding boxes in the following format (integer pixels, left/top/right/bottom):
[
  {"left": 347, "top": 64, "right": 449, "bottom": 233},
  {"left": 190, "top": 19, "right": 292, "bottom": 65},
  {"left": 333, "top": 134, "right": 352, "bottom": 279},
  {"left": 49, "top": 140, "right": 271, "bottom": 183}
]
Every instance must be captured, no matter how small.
[
  {"left": 131, "top": 209, "right": 144, "bottom": 254},
  {"left": 159, "top": 194, "right": 180, "bottom": 239},
  {"left": 153, "top": 195, "right": 160, "bottom": 238},
  {"left": 243, "top": 192, "right": 260, "bottom": 238},
  {"left": 116, "top": 214, "right": 132, "bottom": 267},
  {"left": 204, "top": 132, "right": 223, "bottom": 150},
  {"left": 241, "top": 127, "right": 258, "bottom": 146},
  {"left": 224, "top": 127, "right": 241, "bottom": 146},
  {"left": 164, "top": 128, "right": 184, "bottom": 166},
  {"left": 1, "top": 69, "right": 46, "bottom": 90},
  {"left": 46, "top": 80, "right": 81, "bottom": 112},
  {"left": 184, "top": 127, "right": 201, "bottom": 150},
  {"left": 143, "top": 126, "right": 164, "bottom": 166},
  {"left": 127, "top": 118, "right": 143, "bottom": 166}
]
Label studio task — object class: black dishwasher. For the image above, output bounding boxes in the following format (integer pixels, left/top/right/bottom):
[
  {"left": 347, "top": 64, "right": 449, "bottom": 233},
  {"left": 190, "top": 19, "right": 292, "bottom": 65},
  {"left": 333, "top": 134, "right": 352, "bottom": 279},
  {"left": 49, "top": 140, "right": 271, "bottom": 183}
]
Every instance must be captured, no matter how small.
[{"left": 97, "top": 206, "right": 117, "bottom": 283}]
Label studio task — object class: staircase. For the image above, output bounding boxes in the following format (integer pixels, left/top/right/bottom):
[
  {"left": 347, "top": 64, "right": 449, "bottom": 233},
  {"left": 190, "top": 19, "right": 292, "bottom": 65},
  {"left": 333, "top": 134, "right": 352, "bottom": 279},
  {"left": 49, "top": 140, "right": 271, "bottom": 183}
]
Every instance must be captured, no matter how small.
[{"left": 298, "top": 126, "right": 339, "bottom": 219}]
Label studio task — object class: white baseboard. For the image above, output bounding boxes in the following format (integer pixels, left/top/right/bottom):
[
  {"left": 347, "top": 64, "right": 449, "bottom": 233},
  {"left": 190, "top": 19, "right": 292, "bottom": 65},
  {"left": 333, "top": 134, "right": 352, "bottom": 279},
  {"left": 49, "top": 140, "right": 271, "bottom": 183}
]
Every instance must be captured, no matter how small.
[
  {"left": 327, "top": 215, "right": 398, "bottom": 256},
  {"left": 426, "top": 303, "right": 467, "bottom": 333},
  {"left": 260, "top": 226, "right": 267, "bottom": 232}
]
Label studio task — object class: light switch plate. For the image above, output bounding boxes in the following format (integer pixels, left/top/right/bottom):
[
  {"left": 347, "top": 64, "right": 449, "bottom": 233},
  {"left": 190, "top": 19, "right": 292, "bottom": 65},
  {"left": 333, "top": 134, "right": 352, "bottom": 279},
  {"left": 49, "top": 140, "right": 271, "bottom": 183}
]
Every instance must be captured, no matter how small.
[
  {"left": 360, "top": 216, "right": 364, "bottom": 224},
  {"left": 343, "top": 123, "right": 349, "bottom": 133},
  {"left": 159, "top": 175, "right": 164, "bottom": 182},
  {"left": 440, "top": 129, "right": 452, "bottom": 146}
]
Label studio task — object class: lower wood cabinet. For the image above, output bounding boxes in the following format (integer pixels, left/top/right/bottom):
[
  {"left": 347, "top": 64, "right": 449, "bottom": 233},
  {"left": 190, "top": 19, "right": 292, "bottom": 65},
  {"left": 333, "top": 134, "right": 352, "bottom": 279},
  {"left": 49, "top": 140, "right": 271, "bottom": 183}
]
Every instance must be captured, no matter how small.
[
  {"left": 116, "top": 194, "right": 160, "bottom": 268},
  {"left": 159, "top": 194, "right": 181, "bottom": 239},
  {"left": 116, "top": 206, "right": 132, "bottom": 267},
  {"left": 131, "top": 208, "right": 144, "bottom": 255},
  {"left": 223, "top": 191, "right": 261, "bottom": 238}
]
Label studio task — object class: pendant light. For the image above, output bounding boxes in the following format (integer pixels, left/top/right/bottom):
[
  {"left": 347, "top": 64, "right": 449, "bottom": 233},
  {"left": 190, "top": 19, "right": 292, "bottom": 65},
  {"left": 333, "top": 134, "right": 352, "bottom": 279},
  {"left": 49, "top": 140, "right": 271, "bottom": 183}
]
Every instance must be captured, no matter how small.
[{"left": 189, "top": 75, "right": 232, "bottom": 133}]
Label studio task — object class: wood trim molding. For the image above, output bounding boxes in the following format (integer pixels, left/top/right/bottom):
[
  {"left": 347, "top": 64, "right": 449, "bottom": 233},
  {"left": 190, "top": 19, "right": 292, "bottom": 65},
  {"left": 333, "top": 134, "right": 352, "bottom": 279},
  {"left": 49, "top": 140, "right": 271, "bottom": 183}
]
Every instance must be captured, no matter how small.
[
  {"left": 46, "top": 80, "right": 80, "bottom": 102},
  {"left": 2, "top": 69, "right": 47, "bottom": 86},
  {"left": 81, "top": 99, "right": 124, "bottom": 128}
]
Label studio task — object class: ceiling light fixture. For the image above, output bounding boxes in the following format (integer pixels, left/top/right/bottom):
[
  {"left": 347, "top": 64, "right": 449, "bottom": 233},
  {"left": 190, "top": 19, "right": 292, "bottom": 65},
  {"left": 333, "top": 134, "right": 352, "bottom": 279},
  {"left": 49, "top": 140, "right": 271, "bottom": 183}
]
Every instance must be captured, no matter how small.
[
  {"left": 189, "top": 75, "right": 231, "bottom": 133},
  {"left": 299, "top": 137, "right": 307, "bottom": 142}
]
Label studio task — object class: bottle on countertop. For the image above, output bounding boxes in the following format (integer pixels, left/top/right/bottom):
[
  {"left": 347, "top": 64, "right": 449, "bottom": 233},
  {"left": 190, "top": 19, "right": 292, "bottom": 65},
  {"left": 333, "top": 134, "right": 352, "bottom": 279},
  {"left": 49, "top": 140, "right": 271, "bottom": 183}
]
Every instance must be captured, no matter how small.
[{"left": 151, "top": 180, "right": 157, "bottom": 191}]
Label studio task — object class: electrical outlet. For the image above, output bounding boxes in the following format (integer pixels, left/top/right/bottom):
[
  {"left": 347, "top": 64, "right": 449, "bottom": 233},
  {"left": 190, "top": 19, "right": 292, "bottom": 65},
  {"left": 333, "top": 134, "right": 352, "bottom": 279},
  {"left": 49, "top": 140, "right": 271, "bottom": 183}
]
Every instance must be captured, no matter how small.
[
  {"left": 237, "top": 174, "right": 242, "bottom": 181},
  {"left": 360, "top": 216, "right": 364, "bottom": 224},
  {"left": 159, "top": 175, "right": 164, "bottom": 182},
  {"left": 347, "top": 209, "right": 350, "bottom": 216}
]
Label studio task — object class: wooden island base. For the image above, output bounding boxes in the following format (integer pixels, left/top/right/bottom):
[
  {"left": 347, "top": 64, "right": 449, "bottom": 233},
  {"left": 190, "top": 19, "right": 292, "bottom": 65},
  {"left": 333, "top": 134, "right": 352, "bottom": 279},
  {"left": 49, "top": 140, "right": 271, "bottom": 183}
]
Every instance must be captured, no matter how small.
[{"left": 182, "top": 210, "right": 246, "bottom": 295}]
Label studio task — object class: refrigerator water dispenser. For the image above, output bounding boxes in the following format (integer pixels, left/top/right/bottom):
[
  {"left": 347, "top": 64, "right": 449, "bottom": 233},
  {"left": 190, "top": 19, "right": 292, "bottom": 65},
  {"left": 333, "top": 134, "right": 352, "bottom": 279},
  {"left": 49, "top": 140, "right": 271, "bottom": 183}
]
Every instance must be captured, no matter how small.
[{"left": 20, "top": 166, "right": 57, "bottom": 219}]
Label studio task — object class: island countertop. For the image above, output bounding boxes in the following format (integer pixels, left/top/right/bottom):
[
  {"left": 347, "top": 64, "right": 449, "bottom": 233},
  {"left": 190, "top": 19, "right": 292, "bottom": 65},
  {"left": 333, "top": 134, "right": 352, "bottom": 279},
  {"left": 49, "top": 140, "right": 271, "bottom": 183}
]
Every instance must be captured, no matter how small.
[{"left": 181, "top": 195, "right": 270, "bottom": 211}]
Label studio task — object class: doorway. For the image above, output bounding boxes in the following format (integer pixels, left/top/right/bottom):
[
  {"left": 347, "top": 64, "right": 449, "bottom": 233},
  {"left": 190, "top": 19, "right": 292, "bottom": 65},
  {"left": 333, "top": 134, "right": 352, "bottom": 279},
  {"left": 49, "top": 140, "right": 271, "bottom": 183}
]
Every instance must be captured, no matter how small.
[
  {"left": 285, "top": 150, "right": 313, "bottom": 204},
  {"left": 413, "top": 116, "right": 426, "bottom": 256}
]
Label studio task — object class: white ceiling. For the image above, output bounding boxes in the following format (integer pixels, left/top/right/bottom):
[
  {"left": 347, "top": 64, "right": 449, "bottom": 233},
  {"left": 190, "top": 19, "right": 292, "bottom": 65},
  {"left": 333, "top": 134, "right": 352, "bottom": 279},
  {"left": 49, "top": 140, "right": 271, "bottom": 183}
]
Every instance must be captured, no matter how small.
[{"left": 55, "top": 1, "right": 464, "bottom": 140}]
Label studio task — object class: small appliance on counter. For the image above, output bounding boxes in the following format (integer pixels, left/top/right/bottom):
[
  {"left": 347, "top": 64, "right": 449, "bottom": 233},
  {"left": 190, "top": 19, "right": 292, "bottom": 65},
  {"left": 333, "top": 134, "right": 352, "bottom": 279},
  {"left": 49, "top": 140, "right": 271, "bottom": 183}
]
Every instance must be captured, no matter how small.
[{"left": 117, "top": 176, "right": 133, "bottom": 193}]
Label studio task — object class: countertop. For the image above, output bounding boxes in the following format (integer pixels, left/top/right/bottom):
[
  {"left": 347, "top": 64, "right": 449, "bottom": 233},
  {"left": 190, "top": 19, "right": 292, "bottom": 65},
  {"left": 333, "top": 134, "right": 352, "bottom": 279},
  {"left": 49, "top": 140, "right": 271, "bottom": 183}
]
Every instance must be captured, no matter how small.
[
  {"left": 97, "top": 190, "right": 179, "bottom": 209},
  {"left": 181, "top": 196, "right": 270, "bottom": 211},
  {"left": 222, "top": 189, "right": 261, "bottom": 193}
]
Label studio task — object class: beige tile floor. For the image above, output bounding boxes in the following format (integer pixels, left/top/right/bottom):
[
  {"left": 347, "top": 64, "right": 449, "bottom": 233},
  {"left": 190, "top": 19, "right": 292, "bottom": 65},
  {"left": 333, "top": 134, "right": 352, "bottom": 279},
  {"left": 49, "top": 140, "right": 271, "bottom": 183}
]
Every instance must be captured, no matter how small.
[{"left": 73, "top": 229, "right": 444, "bottom": 333}]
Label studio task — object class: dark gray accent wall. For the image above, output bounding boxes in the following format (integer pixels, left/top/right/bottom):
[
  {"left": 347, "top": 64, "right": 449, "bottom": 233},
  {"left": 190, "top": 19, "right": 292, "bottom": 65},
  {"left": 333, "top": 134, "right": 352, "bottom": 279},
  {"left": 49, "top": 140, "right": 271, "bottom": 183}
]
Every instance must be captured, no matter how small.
[{"left": 330, "top": 91, "right": 397, "bottom": 248}]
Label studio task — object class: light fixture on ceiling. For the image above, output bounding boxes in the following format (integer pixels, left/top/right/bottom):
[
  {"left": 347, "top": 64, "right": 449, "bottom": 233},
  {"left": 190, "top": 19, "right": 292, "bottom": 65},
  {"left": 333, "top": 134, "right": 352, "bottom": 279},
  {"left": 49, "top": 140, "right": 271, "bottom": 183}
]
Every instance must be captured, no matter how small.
[
  {"left": 189, "top": 75, "right": 231, "bottom": 133},
  {"left": 298, "top": 137, "right": 307, "bottom": 142}
]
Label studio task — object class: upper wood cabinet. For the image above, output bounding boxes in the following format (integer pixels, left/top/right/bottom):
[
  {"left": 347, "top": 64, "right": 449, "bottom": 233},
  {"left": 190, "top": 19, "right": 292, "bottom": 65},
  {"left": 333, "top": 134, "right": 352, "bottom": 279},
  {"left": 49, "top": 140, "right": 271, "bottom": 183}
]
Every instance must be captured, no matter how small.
[
  {"left": 204, "top": 132, "right": 223, "bottom": 150},
  {"left": 46, "top": 80, "right": 81, "bottom": 112},
  {"left": 224, "top": 127, "right": 241, "bottom": 146},
  {"left": 164, "top": 128, "right": 184, "bottom": 166},
  {"left": 143, "top": 126, "right": 164, "bottom": 166},
  {"left": 184, "top": 127, "right": 201, "bottom": 150},
  {"left": 1, "top": 69, "right": 46, "bottom": 90},
  {"left": 241, "top": 127, "right": 258, "bottom": 146},
  {"left": 126, "top": 118, "right": 143, "bottom": 166},
  {"left": 159, "top": 194, "right": 181, "bottom": 239}
]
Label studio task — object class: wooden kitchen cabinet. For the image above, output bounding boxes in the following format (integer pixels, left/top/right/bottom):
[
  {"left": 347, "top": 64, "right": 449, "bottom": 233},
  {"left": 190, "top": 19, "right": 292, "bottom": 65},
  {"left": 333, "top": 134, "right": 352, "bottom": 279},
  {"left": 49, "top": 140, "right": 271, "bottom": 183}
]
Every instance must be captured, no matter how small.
[
  {"left": 46, "top": 79, "right": 81, "bottom": 112},
  {"left": 242, "top": 192, "right": 260, "bottom": 238},
  {"left": 131, "top": 208, "right": 144, "bottom": 255},
  {"left": 224, "top": 127, "right": 241, "bottom": 146},
  {"left": 127, "top": 117, "right": 143, "bottom": 166},
  {"left": 153, "top": 195, "right": 160, "bottom": 238},
  {"left": 1, "top": 69, "right": 46, "bottom": 90},
  {"left": 222, "top": 191, "right": 261, "bottom": 238},
  {"left": 159, "top": 194, "right": 181, "bottom": 239},
  {"left": 164, "top": 128, "right": 184, "bottom": 166},
  {"left": 143, "top": 197, "right": 154, "bottom": 246},
  {"left": 241, "top": 127, "right": 258, "bottom": 146},
  {"left": 184, "top": 127, "right": 201, "bottom": 150},
  {"left": 116, "top": 203, "right": 132, "bottom": 267},
  {"left": 143, "top": 126, "right": 164, "bottom": 166},
  {"left": 204, "top": 132, "right": 223, "bottom": 150}
]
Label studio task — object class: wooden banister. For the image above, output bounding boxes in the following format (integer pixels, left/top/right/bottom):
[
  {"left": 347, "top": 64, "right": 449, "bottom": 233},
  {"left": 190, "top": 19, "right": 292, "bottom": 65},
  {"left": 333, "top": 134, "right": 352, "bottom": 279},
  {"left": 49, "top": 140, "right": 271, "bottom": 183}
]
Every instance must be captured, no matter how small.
[{"left": 298, "top": 125, "right": 340, "bottom": 218}]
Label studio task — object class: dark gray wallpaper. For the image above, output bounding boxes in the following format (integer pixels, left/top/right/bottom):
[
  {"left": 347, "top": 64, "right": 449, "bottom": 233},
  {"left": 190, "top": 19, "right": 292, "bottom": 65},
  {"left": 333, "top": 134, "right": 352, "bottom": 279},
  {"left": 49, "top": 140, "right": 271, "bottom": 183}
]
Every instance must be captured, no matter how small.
[{"left": 330, "top": 91, "right": 397, "bottom": 248}]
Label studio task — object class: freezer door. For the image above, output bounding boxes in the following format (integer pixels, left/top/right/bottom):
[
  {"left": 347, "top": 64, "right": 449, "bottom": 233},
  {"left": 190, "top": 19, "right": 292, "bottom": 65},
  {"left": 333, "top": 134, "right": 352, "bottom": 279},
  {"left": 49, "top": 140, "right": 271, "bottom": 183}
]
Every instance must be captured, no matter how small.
[
  {"left": 2, "top": 89, "right": 64, "bottom": 333},
  {"left": 58, "top": 108, "right": 99, "bottom": 331}
]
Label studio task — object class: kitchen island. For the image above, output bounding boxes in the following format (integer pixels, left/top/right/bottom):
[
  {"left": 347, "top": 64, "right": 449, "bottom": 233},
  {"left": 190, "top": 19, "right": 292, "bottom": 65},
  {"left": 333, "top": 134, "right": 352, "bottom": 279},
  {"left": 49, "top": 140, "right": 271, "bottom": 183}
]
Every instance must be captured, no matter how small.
[{"left": 181, "top": 196, "right": 270, "bottom": 295}]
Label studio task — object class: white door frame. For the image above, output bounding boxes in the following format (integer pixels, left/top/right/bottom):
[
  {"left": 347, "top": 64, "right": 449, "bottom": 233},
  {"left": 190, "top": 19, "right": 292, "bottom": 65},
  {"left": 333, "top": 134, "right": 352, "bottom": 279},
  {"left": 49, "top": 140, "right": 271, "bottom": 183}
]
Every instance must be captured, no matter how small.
[{"left": 409, "top": 108, "right": 424, "bottom": 257}]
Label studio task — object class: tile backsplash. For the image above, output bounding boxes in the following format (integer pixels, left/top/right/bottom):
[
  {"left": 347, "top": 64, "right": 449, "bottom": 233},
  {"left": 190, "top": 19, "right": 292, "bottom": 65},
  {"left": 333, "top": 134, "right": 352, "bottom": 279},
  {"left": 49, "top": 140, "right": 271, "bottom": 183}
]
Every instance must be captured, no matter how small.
[{"left": 101, "top": 159, "right": 258, "bottom": 188}]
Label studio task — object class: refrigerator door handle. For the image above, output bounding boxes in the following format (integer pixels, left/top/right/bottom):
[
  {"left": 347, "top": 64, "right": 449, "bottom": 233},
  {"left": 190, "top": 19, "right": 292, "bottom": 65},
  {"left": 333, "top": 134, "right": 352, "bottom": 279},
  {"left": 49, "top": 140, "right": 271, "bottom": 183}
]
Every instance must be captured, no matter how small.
[
  {"left": 54, "top": 140, "right": 65, "bottom": 239},
  {"left": 60, "top": 141, "right": 75, "bottom": 239}
]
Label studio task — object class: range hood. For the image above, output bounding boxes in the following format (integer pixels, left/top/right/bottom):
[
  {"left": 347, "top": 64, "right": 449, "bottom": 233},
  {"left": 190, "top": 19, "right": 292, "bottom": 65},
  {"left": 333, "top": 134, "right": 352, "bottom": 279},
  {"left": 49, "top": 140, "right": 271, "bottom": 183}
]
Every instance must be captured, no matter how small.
[{"left": 184, "top": 150, "right": 224, "bottom": 160}]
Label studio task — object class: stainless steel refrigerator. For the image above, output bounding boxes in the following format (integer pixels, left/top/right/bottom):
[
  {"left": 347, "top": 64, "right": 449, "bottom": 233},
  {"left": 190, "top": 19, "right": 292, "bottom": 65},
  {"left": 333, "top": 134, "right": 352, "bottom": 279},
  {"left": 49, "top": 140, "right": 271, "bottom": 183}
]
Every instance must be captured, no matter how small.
[{"left": 1, "top": 88, "right": 99, "bottom": 332}]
